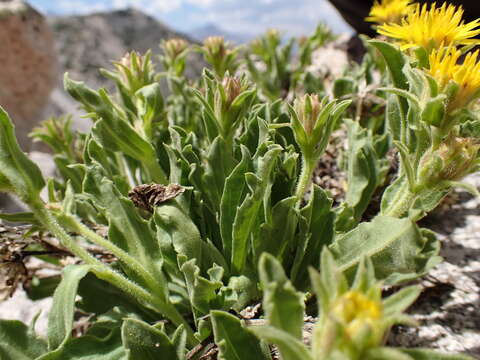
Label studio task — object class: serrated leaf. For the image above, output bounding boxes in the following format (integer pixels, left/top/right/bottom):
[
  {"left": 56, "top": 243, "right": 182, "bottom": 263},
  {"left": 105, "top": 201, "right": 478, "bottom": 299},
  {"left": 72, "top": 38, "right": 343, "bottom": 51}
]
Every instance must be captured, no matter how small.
[
  {"left": 259, "top": 254, "right": 304, "bottom": 340},
  {"left": 180, "top": 259, "right": 223, "bottom": 315},
  {"left": 258, "top": 196, "right": 298, "bottom": 258},
  {"left": 290, "top": 185, "right": 335, "bottom": 289},
  {"left": 231, "top": 146, "right": 281, "bottom": 273},
  {"left": 220, "top": 145, "right": 251, "bottom": 262},
  {"left": 211, "top": 311, "right": 267, "bottom": 360},
  {"left": 344, "top": 120, "right": 381, "bottom": 223}
]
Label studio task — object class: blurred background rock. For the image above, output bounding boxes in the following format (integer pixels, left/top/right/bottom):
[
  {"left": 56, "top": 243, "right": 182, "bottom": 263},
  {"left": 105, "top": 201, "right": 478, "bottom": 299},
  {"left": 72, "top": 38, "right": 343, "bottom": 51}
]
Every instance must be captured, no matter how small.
[
  {"left": 0, "top": 0, "right": 57, "bottom": 151},
  {"left": 0, "top": 0, "right": 206, "bottom": 211}
]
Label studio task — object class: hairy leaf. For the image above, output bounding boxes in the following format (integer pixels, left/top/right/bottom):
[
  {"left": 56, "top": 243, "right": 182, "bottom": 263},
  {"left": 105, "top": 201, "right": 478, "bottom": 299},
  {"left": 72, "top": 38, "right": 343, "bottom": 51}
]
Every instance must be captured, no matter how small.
[{"left": 211, "top": 311, "right": 267, "bottom": 360}]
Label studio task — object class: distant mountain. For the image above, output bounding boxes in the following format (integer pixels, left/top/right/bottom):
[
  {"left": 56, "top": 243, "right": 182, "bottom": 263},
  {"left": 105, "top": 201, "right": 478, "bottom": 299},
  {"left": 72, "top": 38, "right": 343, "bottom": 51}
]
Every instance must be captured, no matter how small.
[
  {"left": 44, "top": 8, "right": 204, "bottom": 119},
  {"left": 49, "top": 8, "right": 202, "bottom": 89},
  {"left": 190, "top": 23, "right": 253, "bottom": 44}
]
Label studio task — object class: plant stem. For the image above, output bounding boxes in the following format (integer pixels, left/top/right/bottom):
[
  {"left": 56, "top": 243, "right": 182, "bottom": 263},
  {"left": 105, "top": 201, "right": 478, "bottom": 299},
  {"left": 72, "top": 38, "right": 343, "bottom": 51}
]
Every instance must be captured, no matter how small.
[
  {"left": 30, "top": 200, "right": 197, "bottom": 345},
  {"left": 295, "top": 156, "right": 315, "bottom": 204},
  {"left": 65, "top": 216, "right": 164, "bottom": 293},
  {"left": 381, "top": 181, "right": 416, "bottom": 218}
]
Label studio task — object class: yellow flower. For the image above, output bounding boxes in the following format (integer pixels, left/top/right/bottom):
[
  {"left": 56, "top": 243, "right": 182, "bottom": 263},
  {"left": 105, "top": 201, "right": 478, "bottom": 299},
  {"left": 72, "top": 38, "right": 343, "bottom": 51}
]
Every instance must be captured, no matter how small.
[
  {"left": 378, "top": 2, "right": 480, "bottom": 51},
  {"left": 366, "top": 0, "right": 414, "bottom": 25},
  {"left": 331, "top": 291, "right": 383, "bottom": 342},
  {"left": 429, "top": 47, "right": 480, "bottom": 110}
]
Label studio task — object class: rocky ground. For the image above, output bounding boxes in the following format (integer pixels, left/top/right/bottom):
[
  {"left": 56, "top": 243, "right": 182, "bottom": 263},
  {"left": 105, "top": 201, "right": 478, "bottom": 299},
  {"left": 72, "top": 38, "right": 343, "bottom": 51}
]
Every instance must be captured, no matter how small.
[
  {"left": 387, "top": 175, "right": 480, "bottom": 358},
  {"left": 1, "top": 175, "right": 479, "bottom": 358}
]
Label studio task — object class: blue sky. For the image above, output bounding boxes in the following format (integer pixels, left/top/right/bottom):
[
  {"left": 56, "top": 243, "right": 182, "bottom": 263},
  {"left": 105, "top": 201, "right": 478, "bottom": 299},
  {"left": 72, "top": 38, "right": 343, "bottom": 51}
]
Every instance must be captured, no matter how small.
[{"left": 29, "top": 0, "right": 352, "bottom": 37}]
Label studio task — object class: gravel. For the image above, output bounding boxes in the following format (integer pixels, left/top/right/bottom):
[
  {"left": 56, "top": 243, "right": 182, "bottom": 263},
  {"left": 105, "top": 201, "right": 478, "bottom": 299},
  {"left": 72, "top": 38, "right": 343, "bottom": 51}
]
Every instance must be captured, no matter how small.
[{"left": 1, "top": 171, "right": 479, "bottom": 358}]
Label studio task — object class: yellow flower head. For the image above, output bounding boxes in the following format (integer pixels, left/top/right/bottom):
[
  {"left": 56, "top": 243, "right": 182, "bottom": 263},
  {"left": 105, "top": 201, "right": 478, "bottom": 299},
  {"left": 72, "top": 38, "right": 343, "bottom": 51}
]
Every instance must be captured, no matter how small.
[
  {"left": 429, "top": 47, "right": 480, "bottom": 110},
  {"left": 366, "top": 0, "right": 414, "bottom": 25},
  {"left": 378, "top": 2, "right": 480, "bottom": 51},
  {"left": 331, "top": 291, "right": 383, "bottom": 341}
]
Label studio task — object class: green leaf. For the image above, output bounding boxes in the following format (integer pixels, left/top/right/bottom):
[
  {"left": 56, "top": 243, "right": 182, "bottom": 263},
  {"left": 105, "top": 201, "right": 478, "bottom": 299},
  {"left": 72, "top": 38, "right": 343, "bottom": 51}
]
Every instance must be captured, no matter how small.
[
  {"left": 231, "top": 145, "right": 282, "bottom": 273},
  {"left": 249, "top": 326, "right": 312, "bottom": 360},
  {"left": 309, "top": 249, "right": 348, "bottom": 312},
  {"left": 84, "top": 165, "right": 166, "bottom": 291},
  {"left": 26, "top": 276, "right": 61, "bottom": 301},
  {"left": 333, "top": 77, "right": 356, "bottom": 98},
  {"left": 76, "top": 273, "right": 157, "bottom": 320},
  {"left": 211, "top": 311, "right": 267, "bottom": 360},
  {"left": 0, "top": 211, "right": 39, "bottom": 225},
  {"left": 136, "top": 83, "right": 164, "bottom": 130},
  {"left": 154, "top": 204, "right": 203, "bottom": 269},
  {"left": 92, "top": 119, "right": 157, "bottom": 169},
  {"left": 220, "top": 145, "right": 251, "bottom": 262},
  {"left": 408, "top": 186, "right": 450, "bottom": 221},
  {"left": 329, "top": 216, "right": 433, "bottom": 281},
  {"left": 0, "top": 320, "right": 47, "bottom": 360},
  {"left": 343, "top": 120, "right": 382, "bottom": 223},
  {"left": 258, "top": 196, "right": 298, "bottom": 258},
  {"left": 179, "top": 259, "right": 223, "bottom": 315},
  {"left": 291, "top": 186, "right": 335, "bottom": 289},
  {"left": 47, "top": 265, "right": 92, "bottom": 350},
  {"left": 394, "top": 141, "right": 416, "bottom": 189},
  {"left": 202, "top": 136, "right": 234, "bottom": 213},
  {"left": 39, "top": 325, "right": 125, "bottom": 360},
  {"left": 53, "top": 156, "right": 84, "bottom": 193},
  {"left": 370, "top": 40, "right": 409, "bottom": 142},
  {"left": 366, "top": 347, "right": 414, "bottom": 360},
  {"left": 122, "top": 318, "right": 179, "bottom": 360},
  {"left": 399, "top": 349, "right": 474, "bottom": 360},
  {"left": 383, "top": 286, "right": 421, "bottom": 316},
  {"left": 422, "top": 95, "right": 446, "bottom": 127},
  {"left": 259, "top": 254, "right": 304, "bottom": 340},
  {"left": 368, "top": 40, "right": 408, "bottom": 91},
  {"left": 0, "top": 107, "right": 45, "bottom": 202}
]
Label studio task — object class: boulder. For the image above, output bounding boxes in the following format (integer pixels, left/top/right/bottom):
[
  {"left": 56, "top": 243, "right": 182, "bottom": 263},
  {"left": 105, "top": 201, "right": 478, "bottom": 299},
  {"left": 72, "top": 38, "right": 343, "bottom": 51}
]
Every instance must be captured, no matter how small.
[{"left": 0, "top": 0, "right": 57, "bottom": 151}]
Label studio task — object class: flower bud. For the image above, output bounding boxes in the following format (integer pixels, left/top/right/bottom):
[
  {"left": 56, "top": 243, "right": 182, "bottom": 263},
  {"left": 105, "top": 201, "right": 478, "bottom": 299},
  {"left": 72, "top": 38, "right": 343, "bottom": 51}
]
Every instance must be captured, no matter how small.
[
  {"left": 115, "top": 51, "right": 155, "bottom": 93},
  {"left": 266, "top": 29, "right": 281, "bottom": 48},
  {"left": 204, "top": 36, "right": 227, "bottom": 59},
  {"left": 293, "top": 94, "right": 322, "bottom": 135},
  {"left": 222, "top": 76, "right": 243, "bottom": 107},
  {"left": 163, "top": 38, "right": 188, "bottom": 60},
  {"left": 330, "top": 290, "right": 383, "bottom": 348},
  {"left": 201, "top": 36, "right": 238, "bottom": 77},
  {"left": 419, "top": 137, "right": 480, "bottom": 185}
]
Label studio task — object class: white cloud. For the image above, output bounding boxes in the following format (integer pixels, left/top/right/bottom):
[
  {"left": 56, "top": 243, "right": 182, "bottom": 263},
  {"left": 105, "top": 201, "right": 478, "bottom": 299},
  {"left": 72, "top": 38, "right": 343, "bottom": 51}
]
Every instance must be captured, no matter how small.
[
  {"left": 56, "top": 0, "right": 108, "bottom": 13},
  {"left": 37, "top": 0, "right": 352, "bottom": 37},
  {"left": 178, "top": 0, "right": 352, "bottom": 36}
]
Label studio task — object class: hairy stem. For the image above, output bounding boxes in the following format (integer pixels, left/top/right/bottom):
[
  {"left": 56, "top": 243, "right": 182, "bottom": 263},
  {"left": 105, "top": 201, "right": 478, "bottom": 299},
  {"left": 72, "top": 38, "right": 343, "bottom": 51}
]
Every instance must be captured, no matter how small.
[
  {"left": 295, "top": 156, "right": 315, "bottom": 205},
  {"left": 31, "top": 200, "right": 197, "bottom": 345},
  {"left": 381, "top": 182, "right": 416, "bottom": 218},
  {"left": 64, "top": 216, "right": 165, "bottom": 295}
]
